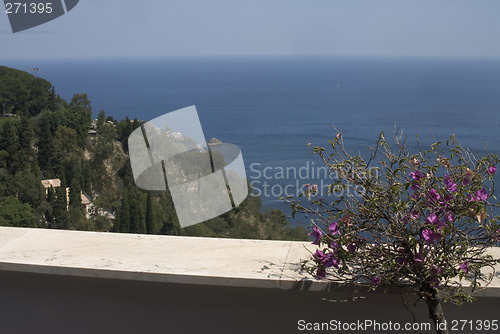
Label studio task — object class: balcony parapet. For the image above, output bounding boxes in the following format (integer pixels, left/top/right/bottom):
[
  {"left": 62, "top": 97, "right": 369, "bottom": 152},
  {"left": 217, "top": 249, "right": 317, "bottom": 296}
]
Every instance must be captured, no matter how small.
[{"left": 0, "top": 226, "right": 498, "bottom": 297}]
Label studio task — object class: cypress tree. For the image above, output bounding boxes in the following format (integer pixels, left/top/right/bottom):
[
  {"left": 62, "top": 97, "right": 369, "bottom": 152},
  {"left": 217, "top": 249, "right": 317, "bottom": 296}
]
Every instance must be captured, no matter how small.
[
  {"left": 18, "top": 117, "right": 34, "bottom": 171},
  {"left": 37, "top": 115, "right": 54, "bottom": 173},
  {"left": 81, "top": 161, "right": 91, "bottom": 195},
  {"left": 69, "top": 181, "right": 82, "bottom": 207},
  {"left": 47, "top": 185, "right": 55, "bottom": 203},
  {"left": 68, "top": 179, "right": 85, "bottom": 229},
  {"left": 146, "top": 192, "right": 154, "bottom": 234},
  {"left": 97, "top": 110, "right": 105, "bottom": 130},
  {"left": 0, "top": 121, "right": 19, "bottom": 173},
  {"left": 117, "top": 193, "right": 130, "bottom": 233},
  {"left": 53, "top": 181, "right": 68, "bottom": 229},
  {"left": 129, "top": 192, "right": 145, "bottom": 234},
  {"left": 66, "top": 158, "right": 82, "bottom": 189},
  {"left": 48, "top": 86, "right": 57, "bottom": 111},
  {"left": 45, "top": 186, "right": 56, "bottom": 227}
]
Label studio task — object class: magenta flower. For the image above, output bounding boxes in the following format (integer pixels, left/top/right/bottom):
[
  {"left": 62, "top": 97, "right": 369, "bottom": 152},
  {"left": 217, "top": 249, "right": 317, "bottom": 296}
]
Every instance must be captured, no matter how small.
[
  {"left": 431, "top": 278, "right": 440, "bottom": 289},
  {"left": 409, "top": 170, "right": 423, "bottom": 181},
  {"left": 316, "top": 267, "right": 326, "bottom": 279},
  {"left": 475, "top": 188, "right": 488, "bottom": 201},
  {"left": 422, "top": 229, "right": 442, "bottom": 244},
  {"left": 463, "top": 169, "right": 473, "bottom": 186},
  {"left": 410, "top": 210, "right": 420, "bottom": 220},
  {"left": 412, "top": 192, "right": 420, "bottom": 201},
  {"left": 413, "top": 250, "right": 424, "bottom": 265},
  {"left": 459, "top": 261, "right": 471, "bottom": 274},
  {"left": 371, "top": 276, "right": 381, "bottom": 286},
  {"left": 487, "top": 166, "right": 497, "bottom": 175},
  {"left": 329, "top": 222, "right": 340, "bottom": 235},
  {"left": 330, "top": 240, "right": 340, "bottom": 253},
  {"left": 443, "top": 212, "right": 454, "bottom": 222},
  {"left": 410, "top": 182, "right": 420, "bottom": 191},
  {"left": 428, "top": 189, "right": 440, "bottom": 204},
  {"left": 308, "top": 226, "right": 323, "bottom": 245},
  {"left": 313, "top": 249, "right": 326, "bottom": 261},
  {"left": 427, "top": 212, "right": 446, "bottom": 230},
  {"left": 323, "top": 253, "right": 339, "bottom": 268},
  {"left": 444, "top": 174, "right": 457, "bottom": 192},
  {"left": 347, "top": 243, "right": 356, "bottom": 253},
  {"left": 304, "top": 183, "right": 318, "bottom": 190},
  {"left": 431, "top": 264, "right": 443, "bottom": 276},
  {"left": 426, "top": 212, "right": 438, "bottom": 224}
]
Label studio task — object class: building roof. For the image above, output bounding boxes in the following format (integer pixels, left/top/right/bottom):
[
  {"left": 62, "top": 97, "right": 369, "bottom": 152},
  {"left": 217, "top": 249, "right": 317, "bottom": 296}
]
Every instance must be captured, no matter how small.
[
  {"left": 64, "top": 188, "right": 92, "bottom": 206},
  {"left": 41, "top": 179, "right": 61, "bottom": 189},
  {"left": 81, "top": 192, "right": 92, "bottom": 205}
]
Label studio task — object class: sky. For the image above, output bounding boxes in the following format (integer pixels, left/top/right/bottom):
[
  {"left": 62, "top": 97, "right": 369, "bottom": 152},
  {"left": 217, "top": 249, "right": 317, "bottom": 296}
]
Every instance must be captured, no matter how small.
[{"left": 1, "top": 0, "right": 500, "bottom": 60}]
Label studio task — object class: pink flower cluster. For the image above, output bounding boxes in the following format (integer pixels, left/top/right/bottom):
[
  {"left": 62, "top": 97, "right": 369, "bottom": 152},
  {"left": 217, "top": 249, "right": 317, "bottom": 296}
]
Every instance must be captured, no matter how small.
[
  {"left": 467, "top": 188, "right": 488, "bottom": 202},
  {"left": 313, "top": 249, "right": 340, "bottom": 278},
  {"left": 422, "top": 212, "right": 448, "bottom": 244},
  {"left": 304, "top": 183, "right": 318, "bottom": 191},
  {"left": 309, "top": 221, "right": 349, "bottom": 278}
]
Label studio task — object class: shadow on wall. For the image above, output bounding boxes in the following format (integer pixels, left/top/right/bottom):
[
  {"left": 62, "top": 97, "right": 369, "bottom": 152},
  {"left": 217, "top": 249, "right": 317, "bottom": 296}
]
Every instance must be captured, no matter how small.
[{"left": 0, "top": 270, "right": 497, "bottom": 334}]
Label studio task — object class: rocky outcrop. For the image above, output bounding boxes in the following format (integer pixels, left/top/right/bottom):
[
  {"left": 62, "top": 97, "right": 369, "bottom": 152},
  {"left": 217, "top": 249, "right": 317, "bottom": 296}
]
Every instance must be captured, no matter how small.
[{"left": 207, "top": 137, "right": 223, "bottom": 146}]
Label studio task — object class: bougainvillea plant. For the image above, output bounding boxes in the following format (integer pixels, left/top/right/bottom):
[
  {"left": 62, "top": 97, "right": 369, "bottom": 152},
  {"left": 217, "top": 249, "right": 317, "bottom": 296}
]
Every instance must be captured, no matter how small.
[{"left": 284, "top": 130, "right": 500, "bottom": 334}]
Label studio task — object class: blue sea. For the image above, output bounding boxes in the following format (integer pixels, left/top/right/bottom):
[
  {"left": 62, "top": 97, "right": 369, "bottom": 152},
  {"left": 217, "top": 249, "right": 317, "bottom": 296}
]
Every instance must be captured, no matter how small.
[{"left": 4, "top": 57, "right": 500, "bottom": 225}]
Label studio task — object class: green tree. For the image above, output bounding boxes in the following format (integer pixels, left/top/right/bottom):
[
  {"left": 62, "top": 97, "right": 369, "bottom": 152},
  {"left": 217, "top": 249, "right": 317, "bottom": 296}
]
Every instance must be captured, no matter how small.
[
  {"left": 69, "top": 181, "right": 82, "bottom": 208},
  {"left": 129, "top": 192, "right": 145, "bottom": 234},
  {"left": 81, "top": 161, "right": 92, "bottom": 195},
  {"left": 11, "top": 168, "right": 43, "bottom": 208},
  {"left": 97, "top": 109, "right": 106, "bottom": 130},
  {"left": 68, "top": 178, "right": 85, "bottom": 229},
  {"left": 47, "top": 85, "right": 62, "bottom": 112},
  {"left": 0, "top": 121, "right": 19, "bottom": 173},
  {"left": 116, "top": 193, "right": 130, "bottom": 233},
  {"left": 67, "top": 93, "right": 92, "bottom": 142},
  {"left": 0, "top": 66, "right": 51, "bottom": 117},
  {"left": 37, "top": 114, "right": 54, "bottom": 174},
  {"left": 0, "top": 196, "right": 38, "bottom": 228},
  {"left": 53, "top": 183, "right": 68, "bottom": 229},
  {"left": 117, "top": 117, "right": 134, "bottom": 152},
  {"left": 53, "top": 126, "right": 79, "bottom": 158},
  {"left": 17, "top": 117, "right": 35, "bottom": 171},
  {"left": 146, "top": 191, "right": 154, "bottom": 234},
  {"left": 69, "top": 93, "right": 92, "bottom": 111},
  {"left": 0, "top": 73, "right": 28, "bottom": 116},
  {"left": 44, "top": 185, "right": 56, "bottom": 227},
  {"left": 66, "top": 158, "right": 82, "bottom": 189}
]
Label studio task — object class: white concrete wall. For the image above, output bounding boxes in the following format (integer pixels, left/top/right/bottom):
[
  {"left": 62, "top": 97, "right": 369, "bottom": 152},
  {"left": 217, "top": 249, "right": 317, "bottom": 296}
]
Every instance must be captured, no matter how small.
[{"left": 0, "top": 227, "right": 498, "bottom": 334}]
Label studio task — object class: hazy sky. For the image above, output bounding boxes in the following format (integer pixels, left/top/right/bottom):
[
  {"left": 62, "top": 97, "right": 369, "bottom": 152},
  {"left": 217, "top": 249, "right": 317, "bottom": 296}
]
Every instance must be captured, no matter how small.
[{"left": 1, "top": 0, "right": 500, "bottom": 60}]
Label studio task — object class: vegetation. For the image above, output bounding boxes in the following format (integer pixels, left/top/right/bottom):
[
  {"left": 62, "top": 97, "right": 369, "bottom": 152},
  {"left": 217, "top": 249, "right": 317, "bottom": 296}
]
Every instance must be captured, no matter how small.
[
  {"left": 0, "top": 66, "right": 307, "bottom": 241},
  {"left": 285, "top": 130, "right": 500, "bottom": 334}
]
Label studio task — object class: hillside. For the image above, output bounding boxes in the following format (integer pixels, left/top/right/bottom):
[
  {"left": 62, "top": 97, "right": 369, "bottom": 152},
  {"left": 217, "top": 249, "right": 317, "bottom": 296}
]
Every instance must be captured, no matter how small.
[{"left": 0, "top": 66, "right": 307, "bottom": 241}]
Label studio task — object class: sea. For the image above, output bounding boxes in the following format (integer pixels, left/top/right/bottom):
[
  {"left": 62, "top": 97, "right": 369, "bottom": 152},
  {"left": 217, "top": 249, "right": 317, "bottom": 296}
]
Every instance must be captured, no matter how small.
[{"left": 3, "top": 56, "right": 500, "bottom": 226}]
